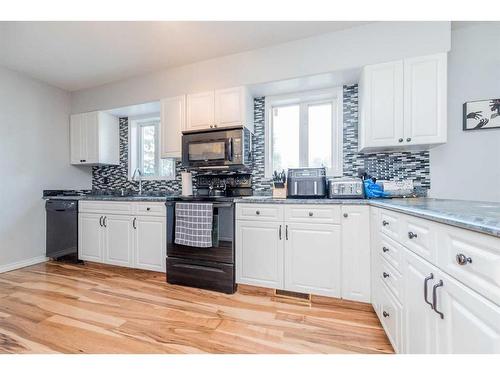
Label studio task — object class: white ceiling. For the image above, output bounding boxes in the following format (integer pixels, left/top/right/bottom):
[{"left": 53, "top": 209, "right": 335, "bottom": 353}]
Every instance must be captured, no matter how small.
[{"left": 0, "top": 21, "right": 371, "bottom": 92}]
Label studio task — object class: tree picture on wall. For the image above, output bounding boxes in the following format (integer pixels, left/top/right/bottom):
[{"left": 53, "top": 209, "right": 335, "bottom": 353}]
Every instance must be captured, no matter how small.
[{"left": 463, "top": 99, "right": 500, "bottom": 131}]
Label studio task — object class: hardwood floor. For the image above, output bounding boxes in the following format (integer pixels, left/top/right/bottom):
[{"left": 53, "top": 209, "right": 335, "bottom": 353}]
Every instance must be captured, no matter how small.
[{"left": 0, "top": 261, "right": 394, "bottom": 354}]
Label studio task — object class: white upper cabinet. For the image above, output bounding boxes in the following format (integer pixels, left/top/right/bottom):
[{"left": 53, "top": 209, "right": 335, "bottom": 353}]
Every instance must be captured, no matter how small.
[
  {"left": 70, "top": 111, "right": 119, "bottom": 165},
  {"left": 404, "top": 54, "right": 447, "bottom": 145},
  {"left": 186, "top": 91, "right": 215, "bottom": 131},
  {"left": 359, "top": 61, "right": 404, "bottom": 150},
  {"left": 160, "top": 95, "right": 186, "bottom": 159},
  {"left": 186, "top": 86, "right": 254, "bottom": 132},
  {"left": 359, "top": 53, "right": 447, "bottom": 152}
]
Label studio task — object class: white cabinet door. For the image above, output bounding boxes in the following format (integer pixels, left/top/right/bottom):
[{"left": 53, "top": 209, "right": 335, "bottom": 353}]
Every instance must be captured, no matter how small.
[
  {"left": 84, "top": 111, "right": 99, "bottom": 163},
  {"left": 70, "top": 113, "right": 84, "bottom": 164},
  {"left": 79, "top": 213, "right": 103, "bottom": 262},
  {"left": 186, "top": 91, "right": 215, "bottom": 131},
  {"left": 134, "top": 216, "right": 166, "bottom": 272},
  {"left": 160, "top": 95, "right": 186, "bottom": 158},
  {"left": 359, "top": 60, "right": 404, "bottom": 151},
  {"left": 236, "top": 221, "right": 284, "bottom": 289},
  {"left": 436, "top": 271, "right": 500, "bottom": 354},
  {"left": 284, "top": 223, "right": 341, "bottom": 297},
  {"left": 402, "top": 248, "right": 439, "bottom": 354},
  {"left": 214, "top": 87, "right": 244, "bottom": 128},
  {"left": 103, "top": 215, "right": 134, "bottom": 268},
  {"left": 341, "top": 205, "right": 371, "bottom": 302},
  {"left": 404, "top": 53, "right": 447, "bottom": 146}
]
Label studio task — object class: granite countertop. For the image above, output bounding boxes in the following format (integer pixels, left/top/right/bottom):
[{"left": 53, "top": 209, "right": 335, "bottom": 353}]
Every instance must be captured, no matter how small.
[
  {"left": 235, "top": 196, "right": 500, "bottom": 238},
  {"left": 42, "top": 194, "right": 180, "bottom": 202}
]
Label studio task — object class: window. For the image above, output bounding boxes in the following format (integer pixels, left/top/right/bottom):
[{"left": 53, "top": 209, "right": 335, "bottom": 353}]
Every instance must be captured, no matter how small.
[
  {"left": 128, "top": 116, "right": 175, "bottom": 180},
  {"left": 265, "top": 88, "right": 343, "bottom": 177}
]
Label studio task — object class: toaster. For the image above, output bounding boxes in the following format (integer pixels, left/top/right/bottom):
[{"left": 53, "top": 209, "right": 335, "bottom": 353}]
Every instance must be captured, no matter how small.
[
  {"left": 328, "top": 177, "right": 364, "bottom": 199},
  {"left": 287, "top": 168, "right": 327, "bottom": 198}
]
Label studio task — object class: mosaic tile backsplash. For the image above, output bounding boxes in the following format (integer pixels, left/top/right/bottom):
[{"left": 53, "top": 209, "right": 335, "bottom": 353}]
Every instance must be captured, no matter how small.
[{"left": 92, "top": 85, "right": 430, "bottom": 194}]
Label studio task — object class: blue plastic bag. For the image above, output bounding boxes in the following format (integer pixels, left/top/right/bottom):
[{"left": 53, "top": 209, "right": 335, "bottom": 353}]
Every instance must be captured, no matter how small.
[{"left": 363, "top": 178, "right": 389, "bottom": 198}]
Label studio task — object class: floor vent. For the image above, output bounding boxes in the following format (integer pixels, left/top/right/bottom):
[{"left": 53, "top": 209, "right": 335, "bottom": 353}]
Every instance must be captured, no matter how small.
[{"left": 274, "top": 289, "right": 311, "bottom": 306}]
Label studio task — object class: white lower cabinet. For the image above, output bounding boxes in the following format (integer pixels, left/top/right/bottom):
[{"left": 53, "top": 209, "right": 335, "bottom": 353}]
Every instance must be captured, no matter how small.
[
  {"left": 79, "top": 213, "right": 104, "bottom": 262},
  {"left": 134, "top": 216, "right": 166, "bottom": 272},
  {"left": 104, "top": 215, "right": 134, "bottom": 267},
  {"left": 341, "top": 205, "right": 371, "bottom": 302},
  {"left": 284, "top": 223, "right": 341, "bottom": 297},
  {"left": 235, "top": 221, "right": 283, "bottom": 289},
  {"left": 402, "top": 248, "right": 439, "bottom": 354},
  {"left": 78, "top": 201, "right": 166, "bottom": 272},
  {"left": 437, "top": 271, "right": 500, "bottom": 354}
]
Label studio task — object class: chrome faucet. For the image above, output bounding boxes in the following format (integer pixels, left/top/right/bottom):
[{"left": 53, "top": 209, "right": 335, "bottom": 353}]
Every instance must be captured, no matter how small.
[{"left": 132, "top": 168, "right": 143, "bottom": 195}]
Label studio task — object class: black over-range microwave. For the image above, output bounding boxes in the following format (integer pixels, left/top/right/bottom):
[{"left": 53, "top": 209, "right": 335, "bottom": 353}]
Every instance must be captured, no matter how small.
[{"left": 181, "top": 126, "right": 253, "bottom": 170}]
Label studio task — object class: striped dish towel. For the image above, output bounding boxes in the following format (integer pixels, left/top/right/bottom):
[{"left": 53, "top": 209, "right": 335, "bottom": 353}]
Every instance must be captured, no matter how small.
[{"left": 174, "top": 202, "right": 213, "bottom": 248}]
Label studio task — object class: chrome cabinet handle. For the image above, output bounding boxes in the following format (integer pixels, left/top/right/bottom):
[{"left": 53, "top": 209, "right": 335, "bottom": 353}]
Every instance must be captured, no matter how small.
[
  {"left": 279, "top": 225, "right": 282, "bottom": 240},
  {"left": 383, "top": 272, "right": 390, "bottom": 278},
  {"left": 382, "top": 220, "right": 389, "bottom": 226},
  {"left": 383, "top": 311, "right": 389, "bottom": 318},
  {"left": 432, "top": 280, "right": 444, "bottom": 319},
  {"left": 382, "top": 246, "right": 389, "bottom": 253},
  {"left": 408, "top": 231, "right": 418, "bottom": 239},
  {"left": 99, "top": 216, "right": 103, "bottom": 227},
  {"left": 103, "top": 216, "right": 107, "bottom": 227},
  {"left": 424, "top": 273, "right": 434, "bottom": 308},
  {"left": 456, "top": 253, "right": 472, "bottom": 266},
  {"left": 285, "top": 225, "right": 288, "bottom": 240},
  {"left": 133, "top": 217, "right": 137, "bottom": 229}
]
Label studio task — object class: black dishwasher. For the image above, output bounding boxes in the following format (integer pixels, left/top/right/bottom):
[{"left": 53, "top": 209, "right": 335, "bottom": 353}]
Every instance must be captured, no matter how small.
[{"left": 46, "top": 200, "right": 79, "bottom": 260}]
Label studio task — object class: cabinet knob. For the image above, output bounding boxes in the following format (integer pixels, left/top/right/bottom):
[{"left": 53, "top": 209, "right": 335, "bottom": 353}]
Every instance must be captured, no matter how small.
[
  {"left": 398, "top": 138, "right": 403, "bottom": 143},
  {"left": 209, "top": 125, "right": 213, "bottom": 128},
  {"left": 382, "top": 220, "right": 389, "bottom": 226},
  {"left": 382, "top": 246, "right": 389, "bottom": 253},
  {"left": 309, "top": 212, "right": 314, "bottom": 217},
  {"left": 343, "top": 213, "right": 348, "bottom": 218},
  {"left": 406, "top": 137, "right": 412, "bottom": 142},
  {"left": 456, "top": 253, "right": 472, "bottom": 266},
  {"left": 214, "top": 124, "right": 218, "bottom": 128},
  {"left": 256, "top": 210, "right": 260, "bottom": 215},
  {"left": 146, "top": 207, "right": 151, "bottom": 211},
  {"left": 383, "top": 311, "right": 390, "bottom": 318},
  {"left": 383, "top": 272, "right": 390, "bottom": 278},
  {"left": 408, "top": 231, "right": 418, "bottom": 239}
]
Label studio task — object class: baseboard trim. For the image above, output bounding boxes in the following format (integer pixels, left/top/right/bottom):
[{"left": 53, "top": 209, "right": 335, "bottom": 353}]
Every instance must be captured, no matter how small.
[{"left": 0, "top": 256, "right": 49, "bottom": 274}]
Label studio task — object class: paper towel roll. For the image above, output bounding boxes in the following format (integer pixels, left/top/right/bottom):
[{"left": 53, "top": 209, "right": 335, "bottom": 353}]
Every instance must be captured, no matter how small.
[{"left": 181, "top": 172, "right": 193, "bottom": 196}]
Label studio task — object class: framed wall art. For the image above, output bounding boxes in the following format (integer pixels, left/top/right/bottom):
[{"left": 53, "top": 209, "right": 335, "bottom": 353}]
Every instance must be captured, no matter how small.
[{"left": 463, "top": 98, "right": 500, "bottom": 131}]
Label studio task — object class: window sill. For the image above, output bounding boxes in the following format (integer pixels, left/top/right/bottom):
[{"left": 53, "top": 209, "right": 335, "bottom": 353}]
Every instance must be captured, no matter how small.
[{"left": 128, "top": 176, "right": 176, "bottom": 182}]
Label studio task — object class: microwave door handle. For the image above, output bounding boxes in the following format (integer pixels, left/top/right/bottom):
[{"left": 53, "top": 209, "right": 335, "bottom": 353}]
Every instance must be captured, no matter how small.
[{"left": 227, "top": 138, "right": 233, "bottom": 161}]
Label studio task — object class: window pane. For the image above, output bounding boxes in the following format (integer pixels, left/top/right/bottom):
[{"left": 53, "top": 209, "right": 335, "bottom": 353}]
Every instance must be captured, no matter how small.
[
  {"left": 160, "top": 158, "right": 175, "bottom": 177},
  {"left": 141, "top": 125, "right": 156, "bottom": 175},
  {"left": 308, "top": 103, "right": 332, "bottom": 168},
  {"left": 272, "top": 105, "right": 299, "bottom": 172}
]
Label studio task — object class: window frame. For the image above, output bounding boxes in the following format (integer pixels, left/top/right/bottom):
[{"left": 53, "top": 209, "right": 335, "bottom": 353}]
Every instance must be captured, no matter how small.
[
  {"left": 264, "top": 87, "right": 343, "bottom": 178},
  {"left": 128, "top": 115, "right": 176, "bottom": 181}
]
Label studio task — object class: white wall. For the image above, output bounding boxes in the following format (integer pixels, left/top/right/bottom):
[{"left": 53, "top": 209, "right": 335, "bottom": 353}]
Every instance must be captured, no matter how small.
[
  {"left": 0, "top": 66, "right": 91, "bottom": 271},
  {"left": 430, "top": 23, "right": 500, "bottom": 202},
  {"left": 71, "top": 21, "right": 451, "bottom": 113}
]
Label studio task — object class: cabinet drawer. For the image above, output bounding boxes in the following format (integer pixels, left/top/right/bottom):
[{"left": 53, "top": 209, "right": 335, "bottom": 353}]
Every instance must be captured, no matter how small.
[
  {"left": 379, "top": 233, "right": 403, "bottom": 271},
  {"left": 402, "top": 214, "right": 437, "bottom": 263},
  {"left": 379, "top": 280, "right": 402, "bottom": 353},
  {"left": 380, "top": 210, "right": 401, "bottom": 241},
  {"left": 379, "top": 254, "right": 403, "bottom": 302},
  {"left": 437, "top": 225, "right": 500, "bottom": 306},
  {"left": 284, "top": 205, "right": 341, "bottom": 224},
  {"left": 135, "top": 202, "right": 166, "bottom": 217},
  {"left": 79, "top": 200, "right": 133, "bottom": 215},
  {"left": 236, "top": 204, "right": 283, "bottom": 222},
  {"left": 167, "top": 258, "right": 235, "bottom": 294}
]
